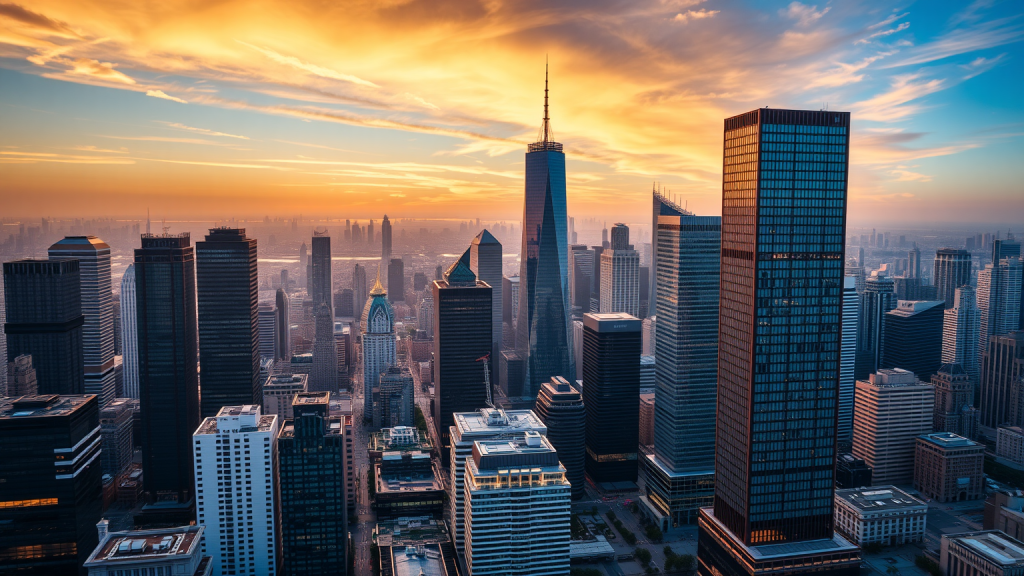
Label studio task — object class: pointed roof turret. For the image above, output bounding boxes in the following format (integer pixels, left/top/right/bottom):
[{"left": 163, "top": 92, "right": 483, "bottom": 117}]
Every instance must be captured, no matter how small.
[
  {"left": 370, "top": 265, "right": 386, "bottom": 297},
  {"left": 444, "top": 258, "right": 477, "bottom": 287},
  {"left": 472, "top": 229, "right": 500, "bottom": 245}
]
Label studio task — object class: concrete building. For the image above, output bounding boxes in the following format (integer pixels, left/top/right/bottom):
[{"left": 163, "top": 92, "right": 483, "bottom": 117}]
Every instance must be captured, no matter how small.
[
  {"left": 979, "top": 258, "right": 1023, "bottom": 370},
  {"left": 464, "top": 433, "right": 571, "bottom": 576},
  {"left": 534, "top": 376, "right": 586, "bottom": 500},
  {"left": 262, "top": 373, "right": 308, "bottom": 420},
  {"left": 6, "top": 353, "right": 38, "bottom": 397},
  {"left": 833, "top": 487, "right": 927, "bottom": 546},
  {"left": 120, "top": 264, "right": 139, "bottom": 398},
  {"left": 998, "top": 427, "right": 1024, "bottom": 467},
  {"left": 933, "top": 248, "right": 972, "bottom": 308},
  {"left": 100, "top": 397, "right": 135, "bottom": 480},
  {"left": 258, "top": 302, "right": 277, "bottom": 360},
  {"left": 980, "top": 332, "right": 1024, "bottom": 430},
  {"left": 193, "top": 405, "right": 280, "bottom": 576},
  {"left": 945, "top": 286, "right": 981, "bottom": 385},
  {"left": 639, "top": 354, "right": 656, "bottom": 393},
  {"left": 941, "top": 531, "right": 1024, "bottom": 576},
  {"left": 600, "top": 224, "right": 641, "bottom": 318},
  {"left": 914, "top": 432, "right": 985, "bottom": 503},
  {"left": 852, "top": 368, "right": 935, "bottom": 485},
  {"left": 835, "top": 454, "right": 873, "bottom": 489},
  {"left": 984, "top": 491, "right": 1024, "bottom": 540},
  {"left": 933, "top": 363, "right": 980, "bottom": 439},
  {"left": 83, "top": 525, "right": 212, "bottom": 576}
]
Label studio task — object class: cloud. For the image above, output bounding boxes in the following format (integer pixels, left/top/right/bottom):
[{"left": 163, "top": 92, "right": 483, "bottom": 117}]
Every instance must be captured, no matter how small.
[
  {"left": 783, "top": 2, "right": 830, "bottom": 27},
  {"left": 960, "top": 53, "right": 1005, "bottom": 79},
  {"left": 0, "top": 3, "right": 78, "bottom": 37},
  {"left": 868, "top": 12, "right": 909, "bottom": 30},
  {"left": 673, "top": 9, "right": 719, "bottom": 23},
  {"left": 888, "top": 168, "right": 932, "bottom": 182},
  {"left": 146, "top": 90, "right": 187, "bottom": 103},
  {"left": 67, "top": 58, "right": 135, "bottom": 84},
  {"left": 0, "top": 150, "right": 134, "bottom": 164},
  {"left": 807, "top": 52, "right": 895, "bottom": 88},
  {"left": 100, "top": 135, "right": 234, "bottom": 146},
  {"left": 851, "top": 73, "right": 946, "bottom": 122},
  {"left": 69, "top": 145, "right": 128, "bottom": 153},
  {"left": 885, "top": 19, "right": 1024, "bottom": 68},
  {"left": 855, "top": 22, "right": 910, "bottom": 45},
  {"left": 157, "top": 121, "right": 248, "bottom": 139},
  {"left": 236, "top": 40, "right": 379, "bottom": 88}
]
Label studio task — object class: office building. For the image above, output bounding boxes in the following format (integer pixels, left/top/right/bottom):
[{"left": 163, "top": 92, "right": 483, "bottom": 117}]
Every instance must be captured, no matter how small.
[
  {"left": 998, "top": 426, "right": 1024, "bottom": 466},
  {"left": 942, "top": 531, "right": 1024, "bottom": 576},
  {"left": 855, "top": 272, "right": 897, "bottom": 380},
  {"left": 432, "top": 259, "right": 491, "bottom": 454},
  {"left": 100, "top": 397, "right": 135, "bottom": 479},
  {"left": 934, "top": 248, "right": 972, "bottom": 308},
  {"left": 448, "top": 408, "right": 547, "bottom": 552},
  {"left": 582, "top": 312, "right": 640, "bottom": 483},
  {"left": 374, "top": 364, "right": 414, "bottom": 428},
  {"left": 642, "top": 316, "right": 655, "bottom": 355},
  {"left": 335, "top": 288, "right": 354, "bottom": 318},
  {"left": 979, "top": 332, "right": 1024, "bottom": 430},
  {"left": 516, "top": 69, "right": 574, "bottom": 396},
  {"left": 505, "top": 275, "right": 519, "bottom": 325},
  {"left": 135, "top": 233, "right": 200, "bottom": 522},
  {"left": 835, "top": 454, "right": 872, "bottom": 489},
  {"left": 944, "top": 286, "right": 980, "bottom": 385},
  {"left": 258, "top": 302, "right": 277, "bottom": 359},
  {"left": 839, "top": 277, "right": 858, "bottom": 443},
  {"left": 468, "top": 229, "right": 503, "bottom": 385},
  {"left": 373, "top": 449, "right": 444, "bottom": 520},
  {"left": 908, "top": 244, "right": 922, "bottom": 279},
  {"left": 382, "top": 214, "right": 392, "bottom": 265},
  {"left": 49, "top": 236, "right": 116, "bottom": 407},
  {"left": 833, "top": 487, "right": 927, "bottom": 546},
  {"left": 599, "top": 223, "right": 641, "bottom": 317},
  {"left": 882, "top": 300, "right": 945, "bottom": 381},
  {"left": 195, "top": 228, "right": 260, "bottom": 417},
  {"left": 645, "top": 207, "right": 720, "bottom": 527},
  {"left": 310, "top": 303, "right": 339, "bottom": 392},
  {"left": 979, "top": 258, "right": 1023, "bottom": 367},
  {"left": 352, "top": 264, "right": 368, "bottom": 321},
  {"left": 464, "top": 434, "right": 571, "bottom": 576},
  {"left": 120, "top": 264, "right": 139, "bottom": 399},
  {"left": 417, "top": 293, "right": 433, "bottom": 338},
  {"left": 193, "top": 405, "right": 280, "bottom": 576},
  {"left": 362, "top": 271, "right": 396, "bottom": 417},
  {"left": 84, "top": 525, "right": 212, "bottom": 576},
  {"left": 534, "top": 376, "right": 586, "bottom": 500},
  {"left": 310, "top": 231, "right": 332, "bottom": 311},
  {"left": 933, "top": 363, "right": 979, "bottom": 439},
  {"left": 3, "top": 259, "right": 84, "bottom": 396},
  {"left": 851, "top": 369, "right": 934, "bottom": 485},
  {"left": 262, "top": 373, "right": 308, "bottom": 420},
  {"left": 277, "top": 392, "right": 347, "bottom": 575},
  {"left": 376, "top": 519, "right": 459, "bottom": 576},
  {"left": 698, "top": 109, "right": 861, "bottom": 576},
  {"left": 640, "top": 353, "right": 656, "bottom": 392},
  {"left": 639, "top": 392, "right": 655, "bottom": 446},
  {"left": 649, "top": 189, "right": 686, "bottom": 315},
  {"left": 914, "top": 432, "right": 984, "bottom": 503},
  {"left": 6, "top": 353, "right": 38, "bottom": 396},
  {"left": 0, "top": 278, "right": 4, "bottom": 396},
  {"left": 0, "top": 394, "right": 102, "bottom": 575},
  {"left": 570, "top": 244, "right": 595, "bottom": 316}
]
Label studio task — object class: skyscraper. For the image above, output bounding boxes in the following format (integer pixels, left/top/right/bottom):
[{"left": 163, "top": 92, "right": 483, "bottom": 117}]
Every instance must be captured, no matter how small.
[
  {"left": 433, "top": 259, "right": 492, "bottom": 455},
  {"left": 362, "top": 270, "right": 395, "bottom": 417},
  {"left": 135, "top": 233, "right": 199, "bottom": 522},
  {"left": 699, "top": 109, "right": 859, "bottom": 576},
  {"left": 534, "top": 376, "right": 586, "bottom": 500},
  {"left": 855, "top": 272, "right": 897, "bottom": 380},
  {"left": 373, "top": 364, "right": 414, "bottom": 428},
  {"left": 3, "top": 259, "right": 84, "bottom": 396},
  {"left": 310, "top": 231, "right": 332, "bottom": 311},
  {"left": 934, "top": 248, "right": 972, "bottom": 308},
  {"left": 932, "top": 363, "right": 979, "bottom": 439},
  {"left": 468, "top": 229, "right": 503, "bottom": 386},
  {"left": 978, "top": 257, "right": 1023, "bottom": 368},
  {"left": 908, "top": 244, "right": 921, "bottom": 279},
  {"left": 582, "top": 312, "right": 641, "bottom": 483},
  {"left": 600, "top": 223, "right": 641, "bottom": 318},
  {"left": 196, "top": 228, "right": 260, "bottom": 417},
  {"left": 882, "top": 300, "right": 945, "bottom": 381},
  {"left": 516, "top": 66, "right": 574, "bottom": 396},
  {"left": 569, "top": 244, "right": 594, "bottom": 316},
  {"left": 120, "top": 264, "right": 139, "bottom": 398},
  {"left": 839, "top": 277, "right": 859, "bottom": 443},
  {"left": 310, "top": 302, "right": 339, "bottom": 392},
  {"left": 943, "top": 286, "right": 980, "bottom": 385},
  {"left": 49, "top": 236, "right": 116, "bottom": 407},
  {"left": 978, "top": 332, "right": 1024, "bottom": 429},
  {"left": 275, "top": 287, "right": 290, "bottom": 361},
  {"left": 387, "top": 257, "right": 404, "bottom": 302},
  {"left": 381, "top": 213, "right": 392, "bottom": 265},
  {"left": 852, "top": 369, "right": 934, "bottom": 485},
  {"left": 645, "top": 206, "right": 720, "bottom": 526},
  {"left": 352, "top": 263, "right": 367, "bottom": 321}
]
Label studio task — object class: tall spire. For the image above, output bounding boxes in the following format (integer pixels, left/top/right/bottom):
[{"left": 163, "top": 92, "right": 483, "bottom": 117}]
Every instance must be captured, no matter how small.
[
  {"left": 543, "top": 56, "right": 550, "bottom": 143},
  {"left": 370, "top": 264, "right": 386, "bottom": 296}
]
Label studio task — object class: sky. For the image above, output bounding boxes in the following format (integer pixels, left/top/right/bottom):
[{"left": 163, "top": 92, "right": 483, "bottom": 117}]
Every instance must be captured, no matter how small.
[{"left": 0, "top": 0, "right": 1021, "bottom": 225}]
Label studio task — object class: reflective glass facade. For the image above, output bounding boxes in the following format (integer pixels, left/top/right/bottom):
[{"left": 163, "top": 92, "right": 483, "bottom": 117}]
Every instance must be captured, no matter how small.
[{"left": 715, "top": 109, "right": 850, "bottom": 545}]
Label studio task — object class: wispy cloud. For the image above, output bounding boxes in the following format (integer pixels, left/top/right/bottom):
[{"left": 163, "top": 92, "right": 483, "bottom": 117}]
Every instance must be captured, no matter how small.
[
  {"left": 783, "top": 2, "right": 830, "bottom": 27},
  {"left": 960, "top": 53, "right": 1006, "bottom": 79},
  {"left": 99, "top": 135, "right": 236, "bottom": 146},
  {"left": 0, "top": 150, "right": 134, "bottom": 164},
  {"left": 68, "top": 58, "right": 135, "bottom": 84},
  {"left": 157, "top": 121, "right": 248, "bottom": 139},
  {"left": 236, "top": 40, "right": 378, "bottom": 88},
  {"left": 146, "top": 90, "right": 186, "bottom": 103},
  {"left": 851, "top": 73, "right": 946, "bottom": 122},
  {"left": 868, "top": 12, "right": 909, "bottom": 30},
  {"left": 0, "top": 2, "right": 79, "bottom": 37},
  {"left": 885, "top": 18, "right": 1024, "bottom": 68},
  {"left": 673, "top": 9, "right": 719, "bottom": 23},
  {"left": 855, "top": 22, "right": 910, "bottom": 45}
]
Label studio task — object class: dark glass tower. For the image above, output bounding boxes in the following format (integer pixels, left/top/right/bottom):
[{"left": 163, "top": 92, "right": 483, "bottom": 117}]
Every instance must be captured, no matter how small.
[
  {"left": 882, "top": 300, "right": 945, "bottom": 381},
  {"left": 933, "top": 248, "right": 972, "bottom": 308},
  {"left": 468, "top": 230, "right": 503, "bottom": 387},
  {"left": 278, "top": 392, "right": 347, "bottom": 576},
  {"left": 310, "top": 232, "right": 332, "bottom": 312},
  {"left": 135, "top": 233, "right": 199, "bottom": 523},
  {"left": 854, "top": 273, "right": 896, "bottom": 380},
  {"left": 276, "top": 287, "right": 290, "bottom": 360},
  {"left": 3, "top": 259, "right": 85, "bottom": 396},
  {"left": 387, "top": 258, "right": 405, "bottom": 302},
  {"left": 196, "top": 228, "right": 260, "bottom": 417},
  {"left": 516, "top": 66, "right": 573, "bottom": 397},
  {"left": 432, "top": 259, "right": 491, "bottom": 456},
  {"left": 534, "top": 375, "right": 585, "bottom": 500},
  {"left": 381, "top": 214, "right": 392, "bottom": 264},
  {"left": 699, "top": 108, "right": 859, "bottom": 576},
  {"left": 582, "top": 312, "right": 640, "bottom": 483},
  {"left": 0, "top": 394, "right": 102, "bottom": 576}
]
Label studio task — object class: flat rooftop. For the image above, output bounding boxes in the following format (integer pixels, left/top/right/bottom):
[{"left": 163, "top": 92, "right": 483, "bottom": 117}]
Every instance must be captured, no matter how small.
[
  {"left": 85, "top": 526, "right": 203, "bottom": 566},
  {"left": 835, "top": 486, "right": 926, "bottom": 512},
  {"left": 196, "top": 412, "right": 276, "bottom": 435},
  {"left": 389, "top": 544, "right": 447, "bottom": 576},
  {"left": 278, "top": 417, "right": 343, "bottom": 439},
  {"left": 0, "top": 394, "right": 95, "bottom": 419},
  {"left": 472, "top": 434, "right": 562, "bottom": 471},
  {"left": 948, "top": 532, "right": 1024, "bottom": 566},
  {"left": 375, "top": 517, "right": 449, "bottom": 548},
  {"left": 701, "top": 507, "right": 859, "bottom": 561},
  {"left": 452, "top": 408, "right": 545, "bottom": 439},
  {"left": 919, "top": 432, "right": 983, "bottom": 449}
]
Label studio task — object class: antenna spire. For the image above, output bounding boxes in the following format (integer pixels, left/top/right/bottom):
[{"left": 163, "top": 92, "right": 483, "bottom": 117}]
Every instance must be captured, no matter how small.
[{"left": 543, "top": 56, "right": 550, "bottom": 143}]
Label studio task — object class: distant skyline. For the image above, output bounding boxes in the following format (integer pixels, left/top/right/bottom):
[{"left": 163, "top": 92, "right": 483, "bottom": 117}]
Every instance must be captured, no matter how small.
[{"left": 0, "top": 0, "right": 1022, "bottom": 223}]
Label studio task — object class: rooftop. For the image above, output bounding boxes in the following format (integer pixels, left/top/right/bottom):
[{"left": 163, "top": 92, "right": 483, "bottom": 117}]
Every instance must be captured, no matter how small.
[
  {"left": 84, "top": 525, "right": 203, "bottom": 566},
  {"left": 375, "top": 517, "right": 449, "bottom": 548},
  {"left": 294, "top": 391, "right": 330, "bottom": 405},
  {"left": 866, "top": 368, "right": 924, "bottom": 388},
  {"left": 835, "top": 486, "right": 927, "bottom": 512},
  {"left": 947, "top": 531, "right": 1024, "bottom": 566},
  {"left": 583, "top": 312, "right": 641, "bottom": 332},
  {"left": 452, "top": 408, "right": 546, "bottom": 439},
  {"left": 196, "top": 406, "right": 276, "bottom": 435},
  {"left": 265, "top": 373, "right": 308, "bottom": 388},
  {"left": 702, "top": 507, "right": 859, "bottom": 561},
  {"left": 471, "top": 433, "right": 562, "bottom": 471},
  {"left": 388, "top": 544, "right": 447, "bottom": 576},
  {"left": 375, "top": 462, "right": 442, "bottom": 494},
  {"left": 919, "top": 432, "right": 983, "bottom": 449},
  {"left": 0, "top": 394, "right": 95, "bottom": 419},
  {"left": 889, "top": 300, "right": 945, "bottom": 317}
]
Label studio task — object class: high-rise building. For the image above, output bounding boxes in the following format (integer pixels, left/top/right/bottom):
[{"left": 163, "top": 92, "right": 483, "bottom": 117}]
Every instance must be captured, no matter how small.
[
  {"left": 464, "top": 434, "right": 571, "bottom": 576},
  {"left": 599, "top": 223, "right": 641, "bottom": 317},
  {"left": 979, "top": 258, "right": 1023, "bottom": 368},
  {"left": 310, "top": 303, "right": 339, "bottom": 392},
  {"left": 196, "top": 228, "right": 260, "bottom": 417},
  {"left": 468, "top": 229, "right": 503, "bottom": 386},
  {"left": 534, "top": 376, "right": 586, "bottom": 500},
  {"left": 120, "top": 264, "right": 139, "bottom": 398},
  {"left": 258, "top": 302, "right": 277, "bottom": 359},
  {"left": 932, "top": 363, "right": 979, "bottom": 439},
  {"left": 649, "top": 190, "right": 689, "bottom": 314},
  {"left": 193, "top": 405, "right": 279, "bottom": 576},
  {"left": 979, "top": 332, "right": 1024, "bottom": 430},
  {"left": 944, "top": 286, "right": 980, "bottom": 385},
  {"left": 352, "top": 264, "right": 367, "bottom": 321},
  {"left": 277, "top": 392, "right": 347, "bottom": 575},
  {"left": 516, "top": 68, "right": 574, "bottom": 396},
  {"left": 275, "top": 288, "right": 290, "bottom": 361},
  {"left": 418, "top": 293, "right": 434, "bottom": 338},
  {"left": 49, "top": 236, "right": 116, "bottom": 407},
  {"left": 100, "top": 397, "right": 135, "bottom": 479},
  {"left": 362, "top": 271, "right": 395, "bottom": 417},
  {"left": 645, "top": 208, "right": 720, "bottom": 526},
  {"left": 381, "top": 214, "right": 392, "bottom": 265},
  {"left": 368, "top": 219, "right": 375, "bottom": 245},
  {"left": 699, "top": 109, "right": 860, "bottom": 576},
  {"left": 262, "top": 373, "right": 308, "bottom": 419},
  {"left": 582, "top": 312, "right": 640, "bottom": 483},
  {"left": 569, "top": 244, "right": 595, "bottom": 316},
  {"left": 3, "top": 259, "right": 85, "bottom": 396},
  {"left": 432, "top": 259, "right": 492, "bottom": 455},
  {"left": 374, "top": 364, "right": 414, "bottom": 428},
  {"left": 299, "top": 241, "right": 308, "bottom": 288},
  {"left": 908, "top": 244, "right": 922, "bottom": 279},
  {"left": 851, "top": 368, "right": 934, "bottom": 485},
  {"left": 310, "top": 232, "right": 332, "bottom": 311},
  {"left": 135, "top": 233, "right": 199, "bottom": 522},
  {"left": 387, "top": 258, "right": 405, "bottom": 302},
  {"left": 0, "top": 277, "right": 5, "bottom": 395},
  {"left": 0, "top": 394, "right": 102, "bottom": 575},
  {"left": 855, "top": 272, "right": 897, "bottom": 380},
  {"left": 882, "top": 300, "right": 945, "bottom": 381},
  {"left": 6, "top": 353, "right": 38, "bottom": 396},
  {"left": 934, "top": 248, "right": 972, "bottom": 308},
  {"left": 839, "top": 277, "right": 859, "bottom": 443}
]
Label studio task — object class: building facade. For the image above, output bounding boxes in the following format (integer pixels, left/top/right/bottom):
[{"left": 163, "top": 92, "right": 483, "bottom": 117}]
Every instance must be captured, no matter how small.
[
  {"left": 839, "top": 276, "right": 859, "bottom": 443},
  {"left": 599, "top": 224, "right": 641, "bottom": 318},
  {"left": 119, "top": 264, "right": 139, "bottom": 399},
  {"left": 997, "top": 427, "right": 1024, "bottom": 467},
  {"left": 914, "top": 432, "right": 985, "bottom": 503},
  {"left": 855, "top": 272, "right": 897, "bottom": 380},
  {"left": 534, "top": 376, "right": 586, "bottom": 500},
  {"left": 374, "top": 364, "right": 415, "bottom": 428},
  {"left": 275, "top": 288, "right": 290, "bottom": 361},
  {"left": 882, "top": 300, "right": 945, "bottom": 381},
  {"left": 100, "top": 397, "right": 135, "bottom": 479},
  {"left": 933, "top": 363, "right": 979, "bottom": 439},
  {"left": 833, "top": 487, "right": 927, "bottom": 546},
  {"left": 362, "top": 271, "right": 396, "bottom": 418},
  {"left": 934, "top": 248, "right": 972, "bottom": 308},
  {"left": 979, "top": 258, "right": 1023, "bottom": 370},
  {"left": 387, "top": 258, "right": 405, "bottom": 302},
  {"left": 852, "top": 369, "right": 934, "bottom": 485},
  {"left": 262, "top": 373, "right": 308, "bottom": 420},
  {"left": 469, "top": 229, "right": 503, "bottom": 383},
  {"left": 979, "top": 332, "right": 1024, "bottom": 430},
  {"left": 944, "top": 286, "right": 981, "bottom": 385},
  {"left": 942, "top": 531, "right": 1024, "bottom": 576},
  {"left": 310, "top": 302, "right": 339, "bottom": 392}
]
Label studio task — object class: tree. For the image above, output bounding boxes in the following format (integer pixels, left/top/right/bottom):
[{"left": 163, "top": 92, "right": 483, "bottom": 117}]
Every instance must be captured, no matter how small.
[
  {"left": 645, "top": 524, "right": 664, "bottom": 543},
  {"left": 678, "top": 554, "right": 695, "bottom": 572},
  {"left": 635, "top": 547, "right": 653, "bottom": 565}
]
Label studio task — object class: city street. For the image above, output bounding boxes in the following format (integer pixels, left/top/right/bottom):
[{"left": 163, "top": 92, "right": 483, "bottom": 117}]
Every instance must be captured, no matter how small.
[{"left": 349, "top": 370, "right": 377, "bottom": 575}]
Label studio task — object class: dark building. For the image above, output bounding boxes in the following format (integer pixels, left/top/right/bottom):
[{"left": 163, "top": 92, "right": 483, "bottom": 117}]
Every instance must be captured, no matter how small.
[
  {"left": 372, "top": 451, "right": 444, "bottom": 519},
  {"left": 502, "top": 276, "right": 515, "bottom": 324},
  {"left": 882, "top": 300, "right": 945, "bottom": 381},
  {"left": 979, "top": 332, "right": 1024, "bottom": 430},
  {"left": 275, "top": 288, "right": 290, "bottom": 361},
  {"left": 0, "top": 394, "right": 102, "bottom": 575},
  {"left": 277, "top": 392, "right": 347, "bottom": 576},
  {"left": 835, "top": 454, "right": 873, "bottom": 489},
  {"left": 499, "top": 350, "right": 524, "bottom": 398},
  {"left": 135, "top": 233, "right": 199, "bottom": 524},
  {"left": 310, "top": 232, "right": 332, "bottom": 311},
  {"left": 468, "top": 230, "right": 503, "bottom": 389},
  {"left": 432, "top": 259, "right": 491, "bottom": 457},
  {"left": 387, "top": 258, "right": 404, "bottom": 302},
  {"left": 196, "top": 228, "right": 260, "bottom": 417},
  {"left": 413, "top": 272, "right": 428, "bottom": 292},
  {"left": 582, "top": 312, "right": 640, "bottom": 483},
  {"left": 334, "top": 289, "right": 354, "bottom": 318},
  {"left": 591, "top": 245, "right": 605, "bottom": 312},
  {"left": 855, "top": 274, "right": 896, "bottom": 380},
  {"left": 934, "top": 248, "right": 972, "bottom": 308},
  {"left": 100, "top": 397, "right": 135, "bottom": 479},
  {"left": 534, "top": 376, "right": 586, "bottom": 499},
  {"left": 699, "top": 109, "right": 860, "bottom": 576},
  {"left": 3, "top": 259, "right": 85, "bottom": 396}
]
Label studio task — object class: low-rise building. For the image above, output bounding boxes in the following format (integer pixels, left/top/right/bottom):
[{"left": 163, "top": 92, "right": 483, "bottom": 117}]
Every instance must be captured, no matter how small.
[
  {"left": 915, "top": 432, "right": 985, "bottom": 503},
  {"left": 835, "top": 454, "right": 873, "bottom": 489},
  {"left": 834, "top": 486, "right": 927, "bottom": 546},
  {"left": 985, "top": 490, "right": 1024, "bottom": 541},
  {"left": 374, "top": 451, "right": 444, "bottom": 520},
  {"left": 998, "top": 427, "right": 1024, "bottom": 467},
  {"left": 941, "top": 531, "right": 1024, "bottom": 576},
  {"left": 262, "top": 373, "right": 308, "bottom": 420},
  {"left": 84, "top": 525, "right": 212, "bottom": 576},
  {"left": 376, "top": 517, "right": 460, "bottom": 576},
  {"left": 369, "top": 425, "right": 433, "bottom": 462}
]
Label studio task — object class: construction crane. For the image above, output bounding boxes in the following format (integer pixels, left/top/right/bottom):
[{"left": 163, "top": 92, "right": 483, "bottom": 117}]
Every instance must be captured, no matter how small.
[{"left": 476, "top": 353, "right": 494, "bottom": 409}]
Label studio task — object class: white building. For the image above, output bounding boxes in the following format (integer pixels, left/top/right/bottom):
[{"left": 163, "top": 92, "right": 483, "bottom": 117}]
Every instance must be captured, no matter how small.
[
  {"left": 262, "top": 373, "right": 308, "bottom": 420},
  {"left": 639, "top": 355, "right": 656, "bottom": 393},
  {"left": 998, "top": 427, "right": 1024, "bottom": 467},
  {"left": 362, "top": 271, "right": 396, "bottom": 417},
  {"left": 834, "top": 486, "right": 927, "bottom": 546},
  {"left": 464, "top": 433, "right": 571, "bottom": 576},
  {"left": 258, "top": 302, "right": 277, "bottom": 360},
  {"left": 840, "top": 276, "right": 859, "bottom": 443},
  {"left": 641, "top": 316, "right": 656, "bottom": 356},
  {"left": 193, "top": 405, "right": 279, "bottom": 576},
  {"left": 944, "top": 286, "right": 980, "bottom": 385},
  {"left": 84, "top": 525, "right": 211, "bottom": 576},
  {"left": 120, "top": 264, "right": 139, "bottom": 399},
  {"left": 599, "top": 224, "right": 640, "bottom": 318},
  {"left": 448, "top": 408, "right": 547, "bottom": 552}
]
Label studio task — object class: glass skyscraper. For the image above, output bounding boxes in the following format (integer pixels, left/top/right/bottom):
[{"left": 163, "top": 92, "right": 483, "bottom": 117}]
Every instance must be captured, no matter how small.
[
  {"left": 516, "top": 69, "right": 573, "bottom": 396},
  {"left": 699, "top": 108, "right": 859, "bottom": 576}
]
